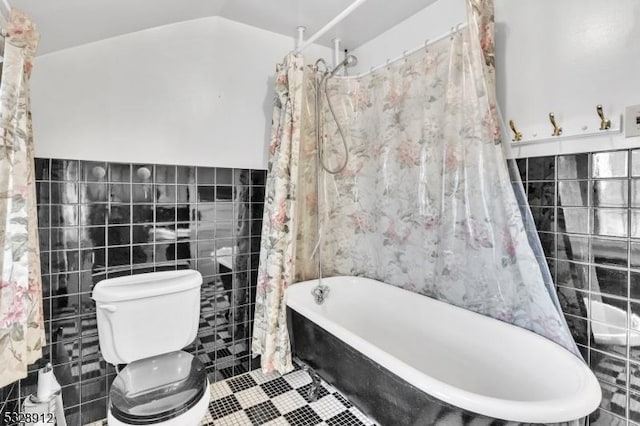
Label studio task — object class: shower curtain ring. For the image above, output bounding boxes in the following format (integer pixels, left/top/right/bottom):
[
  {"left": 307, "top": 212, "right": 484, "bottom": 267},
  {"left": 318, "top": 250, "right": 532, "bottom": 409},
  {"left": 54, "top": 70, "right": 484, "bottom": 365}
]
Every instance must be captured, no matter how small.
[
  {"left": 403, "top": 50, "right": 409, "bottom": 62},
  {"left": 386, "top": 59, "right": 391, "bottom": 69},
  {"left": 424, "top": 39, "right": 429, "bottom": 52}
]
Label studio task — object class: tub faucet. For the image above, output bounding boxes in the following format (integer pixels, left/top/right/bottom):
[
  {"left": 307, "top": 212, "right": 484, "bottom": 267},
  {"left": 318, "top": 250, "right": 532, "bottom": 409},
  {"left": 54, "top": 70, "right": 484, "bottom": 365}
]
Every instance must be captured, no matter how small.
[
  {"left": 311, "top": 284, "right": 329, "bottom": 304},
  {"left": 302, "top": 366, "right": 323, "bottom": 402}
]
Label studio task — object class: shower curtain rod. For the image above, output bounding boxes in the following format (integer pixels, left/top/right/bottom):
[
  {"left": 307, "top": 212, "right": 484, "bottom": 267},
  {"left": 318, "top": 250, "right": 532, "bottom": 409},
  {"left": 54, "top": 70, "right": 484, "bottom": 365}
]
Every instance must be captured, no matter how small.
[
  {"left": 0, "top": 0, "right": 10, "bottom": 31},
  {"left": 0, "top": 0, "right": 10, "bottom": 18},
  {"left": 295, "top": 0, "right": 370, "bottom": 54},
  {"left": 0, "top": 0, "right": 10, "bottom": 26},
  {"left": 351, "top": 22, "right": 468, "bottom": 78}
]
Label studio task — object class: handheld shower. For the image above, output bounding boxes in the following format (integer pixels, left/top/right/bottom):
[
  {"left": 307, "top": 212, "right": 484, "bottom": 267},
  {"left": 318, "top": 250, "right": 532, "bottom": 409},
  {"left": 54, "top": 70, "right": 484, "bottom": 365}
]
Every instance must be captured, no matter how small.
[
  {"left": 330, "top": 54, "right": 358, "bottom": 76},
  {"left": 314, "top": 53, "right": 358, "bottom": 175}
]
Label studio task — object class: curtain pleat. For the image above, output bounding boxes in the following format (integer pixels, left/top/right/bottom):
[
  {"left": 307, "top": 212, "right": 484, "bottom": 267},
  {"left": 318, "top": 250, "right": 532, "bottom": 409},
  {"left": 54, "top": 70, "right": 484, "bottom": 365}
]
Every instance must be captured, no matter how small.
[
  {"left": 251, "top": 55, "right": 305, "bottom": 374},
  {"left": 0, "top": 8, "right": 45, "bottom": 387}
]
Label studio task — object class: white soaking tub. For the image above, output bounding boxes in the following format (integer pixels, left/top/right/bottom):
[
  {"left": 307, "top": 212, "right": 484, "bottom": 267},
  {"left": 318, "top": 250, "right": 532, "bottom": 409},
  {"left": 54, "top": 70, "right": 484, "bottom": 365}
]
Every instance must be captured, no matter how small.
[{"left": 287, "top": 276, "right": 601, "bottom": 424}]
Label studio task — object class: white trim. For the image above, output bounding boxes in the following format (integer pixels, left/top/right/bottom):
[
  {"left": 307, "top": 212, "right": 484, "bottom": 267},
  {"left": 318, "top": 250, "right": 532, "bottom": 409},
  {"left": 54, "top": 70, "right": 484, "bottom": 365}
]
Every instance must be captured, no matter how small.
[{"left": 508, "top": 133, "right": 640, "bottom": 159}]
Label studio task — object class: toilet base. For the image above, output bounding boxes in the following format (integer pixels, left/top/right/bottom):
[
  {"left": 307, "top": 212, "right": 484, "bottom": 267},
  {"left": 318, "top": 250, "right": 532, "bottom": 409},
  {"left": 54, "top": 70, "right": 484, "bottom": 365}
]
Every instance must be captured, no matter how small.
[{"left": 106, "top": 380, "right": 210, "bottom": 426}]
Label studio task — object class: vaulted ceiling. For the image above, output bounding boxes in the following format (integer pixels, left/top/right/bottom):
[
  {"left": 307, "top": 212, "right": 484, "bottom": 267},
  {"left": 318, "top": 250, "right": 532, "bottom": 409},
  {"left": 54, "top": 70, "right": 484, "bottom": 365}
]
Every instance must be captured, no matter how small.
[{"left": 11, "top": 0, "right": 438, "bottom": 55}]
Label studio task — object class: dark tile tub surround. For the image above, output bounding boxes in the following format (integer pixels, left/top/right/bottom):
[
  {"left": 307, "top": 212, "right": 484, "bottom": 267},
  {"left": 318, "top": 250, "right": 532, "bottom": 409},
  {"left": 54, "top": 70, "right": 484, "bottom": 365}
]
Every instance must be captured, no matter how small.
[
  {"left": 0, "top": 159, "right": 265, "bottom": 426},
  {"left": 517, "top": 149, "right": 640, "bottom": 425}
]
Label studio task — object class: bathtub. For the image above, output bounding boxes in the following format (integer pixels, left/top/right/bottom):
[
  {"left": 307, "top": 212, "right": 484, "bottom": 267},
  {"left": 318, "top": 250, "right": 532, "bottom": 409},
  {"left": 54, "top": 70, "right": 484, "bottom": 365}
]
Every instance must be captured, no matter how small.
[{"left": 286, "top": 276, "right": 601, "bottom": 425}]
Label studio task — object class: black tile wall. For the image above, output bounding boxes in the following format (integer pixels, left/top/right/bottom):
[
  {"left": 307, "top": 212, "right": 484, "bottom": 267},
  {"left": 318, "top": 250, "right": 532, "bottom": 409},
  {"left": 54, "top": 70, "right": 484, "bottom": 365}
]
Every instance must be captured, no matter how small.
[
  {"left": 0, "top": 159, "right": 265, "bottom": 426},
  {"left": 516, "top": 149, "right": 640, "bottom": 425}
]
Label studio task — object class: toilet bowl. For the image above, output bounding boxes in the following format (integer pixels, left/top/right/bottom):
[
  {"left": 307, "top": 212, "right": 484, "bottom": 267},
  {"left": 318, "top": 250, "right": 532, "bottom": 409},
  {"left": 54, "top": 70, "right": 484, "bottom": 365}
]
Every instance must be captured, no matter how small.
[
  {"left": 92, "top": 270, "right": 209, "bottom": 426},
  {"left": 107, "top": 351, "right": 209, "bottom": 426}
]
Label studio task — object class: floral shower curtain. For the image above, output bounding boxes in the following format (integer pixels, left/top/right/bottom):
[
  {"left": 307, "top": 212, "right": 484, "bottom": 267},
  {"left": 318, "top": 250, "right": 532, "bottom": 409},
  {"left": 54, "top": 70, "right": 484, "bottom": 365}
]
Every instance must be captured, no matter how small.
[
  {"left": 252, "top": 55, "right": 305, "bottom": 373},
  {"left": 0, "top": 9, "right": 45, "bottom": 387},
  {"left": 254, "top": 0, "right": 578, "bottom": 374},
  {"left": 309, "top": 0, "right": 576, "bottom": 354}
]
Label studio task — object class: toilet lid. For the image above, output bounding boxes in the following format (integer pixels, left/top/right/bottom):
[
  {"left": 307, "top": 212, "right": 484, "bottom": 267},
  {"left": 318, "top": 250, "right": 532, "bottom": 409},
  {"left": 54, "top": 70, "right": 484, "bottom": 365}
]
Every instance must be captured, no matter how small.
[{"left": 110, "top": 351, "right": 208, "bottom": 425}]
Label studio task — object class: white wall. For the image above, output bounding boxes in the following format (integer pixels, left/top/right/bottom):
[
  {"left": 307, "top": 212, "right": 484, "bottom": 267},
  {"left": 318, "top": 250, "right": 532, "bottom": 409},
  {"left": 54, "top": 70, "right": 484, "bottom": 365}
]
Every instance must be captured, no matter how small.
[
  {"left": 352, "top": 0, "right": 640, "bottom": 158},
  {"left": 351, "top": 0, "right": 466, "bottom": 73},
  {"left": 31, "top": 16, "right": 331, "bottom": 169}
]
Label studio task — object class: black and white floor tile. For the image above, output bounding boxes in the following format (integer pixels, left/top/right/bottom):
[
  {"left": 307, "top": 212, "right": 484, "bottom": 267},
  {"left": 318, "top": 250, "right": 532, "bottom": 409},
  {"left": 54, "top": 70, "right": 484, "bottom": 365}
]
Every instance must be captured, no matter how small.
[
  {"left": 200, "top": 367, "right": 376, "bottom": 426},
  {"left": 84, "top": 367, "right": 375, "bottom": 426}
]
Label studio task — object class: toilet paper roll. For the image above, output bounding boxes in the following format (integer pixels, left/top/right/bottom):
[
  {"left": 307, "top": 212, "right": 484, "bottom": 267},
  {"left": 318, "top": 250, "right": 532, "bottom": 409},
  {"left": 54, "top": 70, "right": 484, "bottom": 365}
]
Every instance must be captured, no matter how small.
[
  {"left": 22, "top": 391, "right": 67, "bottom": 426},
  {"left": 25, "top": 363, "right": 67, "bottom": 426},
  {"left": 22, "top": 395, "right": 53, "bottom": 426},
  {"left": 36, "top": 363, "right": 61, "bottom": 403},
  {"left": 36, "top": 366, "right": 54, "bottom": 402}
]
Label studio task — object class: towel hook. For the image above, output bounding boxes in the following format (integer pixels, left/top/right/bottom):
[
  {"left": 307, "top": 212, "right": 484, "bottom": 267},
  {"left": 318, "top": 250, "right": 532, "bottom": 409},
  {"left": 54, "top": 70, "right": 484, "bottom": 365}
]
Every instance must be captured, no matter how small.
[
  {"left": 596, "top": 104, "right": 611, "bottom": 130},
  {"left": 549, "top": 113, "right": 563, "bottom": 136},
  {"left": 509, "top": 120, "right": 523, "bottom": 142}
]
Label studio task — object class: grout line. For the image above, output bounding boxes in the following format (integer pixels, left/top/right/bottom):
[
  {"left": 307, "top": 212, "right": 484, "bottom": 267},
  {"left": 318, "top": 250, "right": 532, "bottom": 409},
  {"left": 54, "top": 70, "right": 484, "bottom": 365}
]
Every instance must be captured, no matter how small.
[
  {"left": 628, "top": 150, "right": 633, "bottom": 424},
  {"left": 14, "top": 159, "right": 264, "bottom": 424}
]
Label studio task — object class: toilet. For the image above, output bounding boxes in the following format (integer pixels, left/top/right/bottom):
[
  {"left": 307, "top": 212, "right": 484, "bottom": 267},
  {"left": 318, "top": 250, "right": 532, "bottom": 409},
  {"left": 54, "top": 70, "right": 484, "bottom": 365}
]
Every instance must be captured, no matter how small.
[{"left": 92, "top": 270, "right": 210, "bottom": 426}]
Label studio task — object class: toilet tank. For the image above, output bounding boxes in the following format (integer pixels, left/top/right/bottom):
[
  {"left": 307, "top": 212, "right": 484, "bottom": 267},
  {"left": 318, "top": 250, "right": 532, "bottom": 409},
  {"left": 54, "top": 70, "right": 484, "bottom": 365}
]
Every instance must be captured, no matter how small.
[{"left": 92, "top": 270, "right": 203, "bottom": 365}]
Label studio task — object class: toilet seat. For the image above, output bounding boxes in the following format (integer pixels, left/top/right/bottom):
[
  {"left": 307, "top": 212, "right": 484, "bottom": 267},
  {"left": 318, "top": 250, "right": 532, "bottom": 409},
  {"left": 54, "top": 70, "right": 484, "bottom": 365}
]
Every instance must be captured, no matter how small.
[{"left": 109, "top": 351, "right": 208, "bottom": 425}]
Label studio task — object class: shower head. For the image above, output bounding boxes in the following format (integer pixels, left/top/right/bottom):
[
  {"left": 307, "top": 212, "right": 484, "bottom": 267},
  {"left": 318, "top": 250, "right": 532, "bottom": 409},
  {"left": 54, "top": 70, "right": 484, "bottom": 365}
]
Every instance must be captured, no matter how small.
[{"left": 330, "top": 55, "right": 358, "bottom": 76}]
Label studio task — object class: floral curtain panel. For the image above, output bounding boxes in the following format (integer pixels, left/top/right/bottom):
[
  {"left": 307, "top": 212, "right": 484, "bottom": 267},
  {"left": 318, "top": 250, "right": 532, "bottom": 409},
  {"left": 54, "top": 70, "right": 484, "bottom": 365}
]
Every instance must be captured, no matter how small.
[
  {"left": 252, "top": 55, "right": 305, "bottom": 374},
  {"left": 308, "top": 2, "right": 577, "bottom": 354},
  {"left": 0, "top": 9, "right": 45, "bottom": 387},
  {"left": 254, "top": 0, "right": 578, "bottom": 374}
]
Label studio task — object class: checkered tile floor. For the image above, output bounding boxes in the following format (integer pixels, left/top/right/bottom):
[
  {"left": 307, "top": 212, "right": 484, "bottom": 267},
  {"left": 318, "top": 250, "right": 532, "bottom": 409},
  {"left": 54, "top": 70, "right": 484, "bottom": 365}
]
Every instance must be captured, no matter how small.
[
  {"left": 84, "top": 367, "right": 375, "bottom": 426},
  {"left": 199, "top": 367, "right": 377, "bottom": 426}
]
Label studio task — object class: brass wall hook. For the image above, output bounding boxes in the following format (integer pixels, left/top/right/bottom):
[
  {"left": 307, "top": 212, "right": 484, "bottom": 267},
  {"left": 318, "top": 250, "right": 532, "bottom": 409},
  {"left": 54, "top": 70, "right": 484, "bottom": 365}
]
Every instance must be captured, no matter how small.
[
  {"left": 509, "top": 119, "right": 523, "bottom": 141},
  {"left": 549, "top": 113, "right": 562, "bottom": 136},
  {"left": 597, "top": 105, "right": 611, "bottom": 130}
]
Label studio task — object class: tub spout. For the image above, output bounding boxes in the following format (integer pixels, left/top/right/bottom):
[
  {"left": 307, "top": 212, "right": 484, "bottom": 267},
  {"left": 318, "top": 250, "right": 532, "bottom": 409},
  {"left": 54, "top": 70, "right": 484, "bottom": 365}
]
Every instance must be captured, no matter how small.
[
  {"left": 304, "top": 368, "right": 323, "bottom": 402},
  {"left": 311, "top": 284, "right": 330, "bottom": 304}
]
